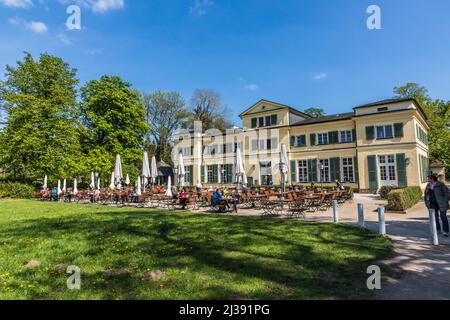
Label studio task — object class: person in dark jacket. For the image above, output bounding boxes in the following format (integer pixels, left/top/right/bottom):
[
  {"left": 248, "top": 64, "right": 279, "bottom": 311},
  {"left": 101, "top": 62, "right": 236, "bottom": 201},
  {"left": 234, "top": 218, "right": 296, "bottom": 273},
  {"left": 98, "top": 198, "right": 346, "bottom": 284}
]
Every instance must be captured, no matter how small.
[{"left": 425, "top": 174, "right": 450, "bottom": 237}]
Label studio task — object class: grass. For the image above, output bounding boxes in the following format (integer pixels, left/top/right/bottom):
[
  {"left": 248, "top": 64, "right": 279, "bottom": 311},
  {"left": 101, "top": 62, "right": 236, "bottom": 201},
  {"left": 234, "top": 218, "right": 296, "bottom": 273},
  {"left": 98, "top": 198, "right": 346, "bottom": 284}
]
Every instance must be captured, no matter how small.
[{"left": 0, "top": 200, "right": 392, "bottom": 300}]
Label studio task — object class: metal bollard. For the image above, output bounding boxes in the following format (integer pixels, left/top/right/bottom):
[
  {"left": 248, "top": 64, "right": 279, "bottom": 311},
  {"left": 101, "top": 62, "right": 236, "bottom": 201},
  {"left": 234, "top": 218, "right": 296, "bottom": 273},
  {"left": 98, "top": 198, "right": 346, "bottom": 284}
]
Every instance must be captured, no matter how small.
[
  {"left": 428, "top": 209, "right": 439, "bottom": 246},
  {"left": 332, "top": 200, "right": 339, "bottom": 223},
  {"left": 357, "top": 204, "right": 365, "bottom": 228},
  {"left": 378, "top": 207, "right": 386, "bottom": 236}
]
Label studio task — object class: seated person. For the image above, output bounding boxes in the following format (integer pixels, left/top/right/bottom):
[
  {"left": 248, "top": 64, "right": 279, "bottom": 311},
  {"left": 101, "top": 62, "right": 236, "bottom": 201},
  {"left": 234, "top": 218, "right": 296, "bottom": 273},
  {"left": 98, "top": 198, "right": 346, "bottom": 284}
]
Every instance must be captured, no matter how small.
[
  {"left": 211, "top": 189, "right": 222, "bottom": 206},
  {"left": 179, "top": 188, "right": 189, "bottom": 210},
  {"left": 50, "top": 187, "right": 59, "bottom": 201}
]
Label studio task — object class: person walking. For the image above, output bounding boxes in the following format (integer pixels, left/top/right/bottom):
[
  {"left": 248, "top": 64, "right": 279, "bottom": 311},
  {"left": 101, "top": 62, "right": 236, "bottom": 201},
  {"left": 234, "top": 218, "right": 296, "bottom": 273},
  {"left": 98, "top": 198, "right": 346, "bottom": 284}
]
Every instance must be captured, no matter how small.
[{"left": 425, "top": 174, "right": 450, "bottom": 237}]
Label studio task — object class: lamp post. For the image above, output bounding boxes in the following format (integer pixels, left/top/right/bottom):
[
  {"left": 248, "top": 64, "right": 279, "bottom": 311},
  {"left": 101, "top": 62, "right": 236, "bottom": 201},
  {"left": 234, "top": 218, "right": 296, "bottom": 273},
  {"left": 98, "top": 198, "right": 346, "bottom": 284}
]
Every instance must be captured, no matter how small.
[
  {"left": 221, "top": 168, "right": 226, "bottom": 185},
  {"left": 319, "top": 164, "right": 324, "bottom": 189}
]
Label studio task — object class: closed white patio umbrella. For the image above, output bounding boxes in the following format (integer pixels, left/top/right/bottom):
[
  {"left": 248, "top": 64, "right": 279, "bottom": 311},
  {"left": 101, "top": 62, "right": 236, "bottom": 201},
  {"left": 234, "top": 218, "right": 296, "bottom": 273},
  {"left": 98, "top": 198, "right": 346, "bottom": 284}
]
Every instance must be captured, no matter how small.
[
  {"left": 109, "top": 172, "right": 115, "bottom": 190},
  {"left": 63, "top": 179, "right": 67, "bottom": 193},
  {"left": 114, "top": 154, "right": 123, "bottom": 185},
  {"left": 235, "top": 147, "right": 247, "bottom": 185},
  {"left": 43, "top": 175, "right": 48, "bottom": 190},
  {"left": 57, "top": 180, "right": 62, "bottom": 195},
  {"left": 165, "top": 176, "right": 173, "bottom": 198},
  {"left": 280, "top": 143, "right": 289, "bottom": 194},
  {"left": 90, "top": 172, "right": 95, "bottom": 190},
  {"left": 136, "top": 176, "right": 142, "bottom": 196},
  {"left": 97, "top": 177, "right": 101, "bottom": 190},
  {"left": 177, "top": 152, "right": 186, "bottom": 187},
  {"left": 125, "top": 174, "right": 130, "bottom": 186},
  {"left": 73, "top": 179, "right": 78, "bottom": 194},
  {"left": 150, "top": 156, "right": 158, "bottom": 185}
]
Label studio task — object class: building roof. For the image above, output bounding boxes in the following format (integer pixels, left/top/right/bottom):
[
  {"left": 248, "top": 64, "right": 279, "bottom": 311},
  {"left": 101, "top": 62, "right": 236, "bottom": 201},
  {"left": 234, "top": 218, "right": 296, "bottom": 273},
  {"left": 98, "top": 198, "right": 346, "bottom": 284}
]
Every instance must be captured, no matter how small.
[
  {"left": 239, "top": 99, "right": 311, "bottom": 119},
  {"left": 354, "top": 98, "right": 428, "bottom": 121},
  {"left": 291, "top": 112, "right": 354, "bottom": 126},
  {"left": 157, "top": 160, "right": 173, "bottom": 177}
]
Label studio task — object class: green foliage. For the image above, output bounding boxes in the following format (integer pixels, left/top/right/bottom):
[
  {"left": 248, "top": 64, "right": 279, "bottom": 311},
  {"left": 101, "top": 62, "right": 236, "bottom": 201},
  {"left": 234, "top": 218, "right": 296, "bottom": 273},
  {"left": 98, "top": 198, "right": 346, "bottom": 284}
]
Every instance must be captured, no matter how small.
[
  {"left": 387, "top": 186, "right": 423, "bottom": 211},
  {"left": 0, "top": 52, "right": 83, "bottom": 183},
  {"left": 0, "top": 183, "right": 35, "bottom": 199},
  {"left": 394, "top": 83, "right": 450, "bottom": 174},
  {"left": 379, "top": 186, "right": 394, "bottom": 200},
  {"left": 304, "top": 107, "right": 326, "bottom": 118},
  {"left": 143, "top": 91, "right": 190, "bottom": 164},
  {"left": 80, "top": 75, "right": 149, "bottom": 178}
]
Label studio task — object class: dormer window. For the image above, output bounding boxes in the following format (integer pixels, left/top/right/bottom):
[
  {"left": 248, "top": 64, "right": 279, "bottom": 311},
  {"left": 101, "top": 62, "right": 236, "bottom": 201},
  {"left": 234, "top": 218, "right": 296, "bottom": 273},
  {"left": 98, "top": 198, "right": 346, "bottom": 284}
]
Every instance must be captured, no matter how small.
[
  {"left": 251, "top": 114, "right": 278, "bottom": 128},
  {"left": 377, "top": 107, "right": 388, "bottom": 112}
]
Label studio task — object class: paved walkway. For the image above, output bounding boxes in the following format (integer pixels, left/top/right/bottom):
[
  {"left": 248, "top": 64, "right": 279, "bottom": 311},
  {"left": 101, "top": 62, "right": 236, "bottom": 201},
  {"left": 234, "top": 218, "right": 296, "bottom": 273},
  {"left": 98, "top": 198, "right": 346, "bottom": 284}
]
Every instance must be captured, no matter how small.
[{"left": 208, "top": 194, "right": 450, "bottom": 300}]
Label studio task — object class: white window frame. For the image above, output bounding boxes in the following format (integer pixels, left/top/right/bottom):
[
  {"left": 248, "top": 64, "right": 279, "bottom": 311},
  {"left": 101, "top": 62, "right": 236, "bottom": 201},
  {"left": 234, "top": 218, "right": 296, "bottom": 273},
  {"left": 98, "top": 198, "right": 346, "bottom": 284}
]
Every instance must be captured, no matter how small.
[
  {"left": 317, "top": 133, "right": 329, "bottom": 145},
  {"left": 319, "top": 159, "right": 330, "bottom": 182},
  {"left": 341, "top": 158, "right": 354, "bottom": 182},
  {"left": 340, "top": 131, "right": 352, "bottom": 143},
  {"left": 298, "top": 160, "right": 308, "bottom": 182},
  {"left": 376, "top": 125, "right": 394, "bottom": 140},
  {"left": 378, "top": 155, "right": 397, "bottom": 186}
]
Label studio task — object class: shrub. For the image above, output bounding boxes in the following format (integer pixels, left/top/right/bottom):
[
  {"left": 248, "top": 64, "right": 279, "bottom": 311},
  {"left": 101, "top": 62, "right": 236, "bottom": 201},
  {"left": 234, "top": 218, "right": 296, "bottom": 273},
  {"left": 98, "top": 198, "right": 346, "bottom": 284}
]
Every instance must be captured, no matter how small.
[
  {"left": 0, "top": 183, "right": 36, "bottom": 199},
  {"left": 387, "top": 186, "right": 423, "bottom": 211},
  {"left": 379, "top": 186, "right": 394, "bottom": 200}
]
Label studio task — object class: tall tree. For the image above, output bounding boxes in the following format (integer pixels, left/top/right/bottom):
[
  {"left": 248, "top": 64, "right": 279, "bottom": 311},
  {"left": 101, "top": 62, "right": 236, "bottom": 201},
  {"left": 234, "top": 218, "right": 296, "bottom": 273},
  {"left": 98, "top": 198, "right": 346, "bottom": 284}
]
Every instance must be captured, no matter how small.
[
  {"left": 394, "top": 83, "right": 450, "bottom": 171},
  {"left": 143, "top": 91, "right": 190, "bottom": 164},
  {"left": 0, "top": 52, "right": 82, "bottom": 183},
  {"left": 304, "top": 107, "right": 326, "bottom": 118},
  {"left": 185, "top": 89, "right": 233, "bottom": 132},
  {"left": 80, "top": 75, "right": 149, "bottom": 178}
]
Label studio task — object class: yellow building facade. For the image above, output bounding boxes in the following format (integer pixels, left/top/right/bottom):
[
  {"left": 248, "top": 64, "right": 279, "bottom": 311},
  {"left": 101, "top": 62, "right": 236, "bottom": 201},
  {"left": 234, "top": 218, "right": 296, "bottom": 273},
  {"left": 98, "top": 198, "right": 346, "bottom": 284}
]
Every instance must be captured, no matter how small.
[{"left": 173, "top": 98, "right": 430, "bottom": 191}]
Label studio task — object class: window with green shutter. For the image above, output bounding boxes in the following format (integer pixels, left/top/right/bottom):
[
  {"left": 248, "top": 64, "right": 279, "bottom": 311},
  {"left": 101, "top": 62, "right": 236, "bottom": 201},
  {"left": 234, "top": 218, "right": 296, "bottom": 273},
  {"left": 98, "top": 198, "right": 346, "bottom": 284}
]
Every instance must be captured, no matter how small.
[
  {"left": 251, "top": 118, "right": 257, "bottom": 128},
  {"left": 227, "top": 164, "right": 234, "bottom": 183},
  {"left": 290, "top": 136, "right": 295, "bottom": 147},
  {"left": 271, "top": 115, "right": 278, "bottom": 126},
  {"left": 367, "top": 155, "right": 378, "bottom": 190},
  {"left": 308, "top": 159, "right": 318, "bottom": 182},
  {"left": 396, "top": 154, "right": 407, "bottom": 187},
  {"left": 354, "top": 156, "right": 359, "bottom": 182},
  {"left": 212, "top": 165, "right": 219, "bottom": 183},
  {"left": 366, "top": 126, "right": 375, "bottom": 140},
  {"left": 329, "top": 131, "right": 339, "bottom": 144},
  {"left": 330, "top": 158, "right": 341, "bottom": 182},
  {"left": 201, "top": 166, "right": 205, "bottom": 183},
  {"left": 310, "top": 133, "right": 316, "bottom": 146},
  {"left": 290, "top": 160, "right": 297, "bottom": 183},
  {"left": 394, "top": 123, "right": 404, "bottom": 138}
]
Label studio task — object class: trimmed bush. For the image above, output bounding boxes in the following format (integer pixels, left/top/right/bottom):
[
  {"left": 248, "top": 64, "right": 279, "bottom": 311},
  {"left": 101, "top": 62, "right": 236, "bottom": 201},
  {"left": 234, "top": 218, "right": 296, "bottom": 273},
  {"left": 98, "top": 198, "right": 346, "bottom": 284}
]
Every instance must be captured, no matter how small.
[
  {"left": 387, "top": 186, "right": 423, "bottom": 211},
  {"left": 379, "top": 186, "right": 394, "bottom": 200},
  {"left": 0, "top": 183, "right": 36, "bottom": 199}
]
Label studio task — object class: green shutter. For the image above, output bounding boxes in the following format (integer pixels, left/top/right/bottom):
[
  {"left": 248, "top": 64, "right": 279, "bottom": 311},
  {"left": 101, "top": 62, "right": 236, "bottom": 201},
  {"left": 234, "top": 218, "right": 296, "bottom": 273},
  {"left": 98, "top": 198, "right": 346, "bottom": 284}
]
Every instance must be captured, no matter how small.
[
  {"left": 394, "top": 123, "right": 404, "bottom": 138},
  {"left": 201, "top": 166, "right": 205, "bottom": 183},
  {"left": 290, "top": 136, "right": 295, "bottom": 147},
  {"left": 300, "top": 135, "right": 306, "bottom": 146},
  {"left": 367, "top": 155, "right": 378, "bottom": 190},
  {"left": 271, "top": 115, "right": 278, "bottom": 126},
  {"left": 396, "top": 154, "right": 407, "bottom": 187},
  {"left": 308, "top": 159, "right": 318, "bottom": 182},
  {"left": 352, "top": 129, "right": 357, "bottom": 142},
  {"left": 330, "top": 158, "right": 341, "bottom": 182},
  {"left": 419, "top": 155, "right": 423, "bottom": 183},
  {"left": 329, "top": 131, "right": 339, "bottom": 144},
  {"left": 310, "top": 134, "right": 316, "bottom": 146},
  {"left": 354, "top": 156, "right": 359, "bottom": 182},
  {"left": 227, "top": 164, "right": 233, "bottom": 183},
  {"left": 213, "top": 165, "right": 219, "bottom": 183},
  {"left": 251, "top": 118, "right": 257, "bottom": 128},
  {"left": 290, "top": 160, "right": 297, "bottom": 184},
  {"left": 366, "top": 126, "right": 375, "bottom": 140}
]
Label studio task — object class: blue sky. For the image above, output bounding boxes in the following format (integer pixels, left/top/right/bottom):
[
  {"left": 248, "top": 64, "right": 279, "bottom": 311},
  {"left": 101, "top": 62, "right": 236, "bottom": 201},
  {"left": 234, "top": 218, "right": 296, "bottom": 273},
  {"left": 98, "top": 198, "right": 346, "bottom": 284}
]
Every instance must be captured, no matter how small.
[{"left": 1, "top": 0, "right": 450, "bottom": 125}]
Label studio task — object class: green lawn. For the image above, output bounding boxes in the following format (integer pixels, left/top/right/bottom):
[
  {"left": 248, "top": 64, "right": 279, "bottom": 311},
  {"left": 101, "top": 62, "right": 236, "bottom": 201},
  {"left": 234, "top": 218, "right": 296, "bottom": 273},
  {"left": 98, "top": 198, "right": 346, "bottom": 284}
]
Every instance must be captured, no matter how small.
[{"left": 0, "top": 200, "right": 392, "bottom": 300}]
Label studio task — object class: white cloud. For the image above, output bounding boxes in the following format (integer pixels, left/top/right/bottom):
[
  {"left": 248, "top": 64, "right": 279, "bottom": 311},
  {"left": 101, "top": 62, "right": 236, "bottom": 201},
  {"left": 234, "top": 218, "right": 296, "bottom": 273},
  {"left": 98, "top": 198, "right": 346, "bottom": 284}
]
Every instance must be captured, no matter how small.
[
  {"left": 58, "top": 0, "right": 124, "bottom": 13},
  {"left": 244, "top": 84, "right": 259, "bottom": 91},
  {"left": 0, "top": 0, "right": 33, "bottom": 8},
  {"left": 189, "top": 0, "right": 213, "bottom": 16},
  {"left": 313, "top": 72, "right": 328, "bottom": 81},
  {"left": 8, "top": 17, "right": 47, "bottom": 34},
  {"left": 56, "top": 33, "right": 72, "bottom": 45}
]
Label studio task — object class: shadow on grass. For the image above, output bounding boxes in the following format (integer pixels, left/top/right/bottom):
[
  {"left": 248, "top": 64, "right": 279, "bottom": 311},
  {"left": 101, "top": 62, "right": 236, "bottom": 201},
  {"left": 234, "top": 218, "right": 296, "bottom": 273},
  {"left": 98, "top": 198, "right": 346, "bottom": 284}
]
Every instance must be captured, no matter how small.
[{"left": 0, "top": 205, "right": 392, "bottom": 300}]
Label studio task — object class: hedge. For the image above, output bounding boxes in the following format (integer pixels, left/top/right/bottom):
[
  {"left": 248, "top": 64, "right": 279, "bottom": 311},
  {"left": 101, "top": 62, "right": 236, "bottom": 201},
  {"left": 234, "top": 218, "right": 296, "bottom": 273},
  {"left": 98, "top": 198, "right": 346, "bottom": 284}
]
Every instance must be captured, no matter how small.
[
  {"left": 0, "top": 183, "right": 36, "bottom": 199},
  {"left": 387, "top": 186, "right": 423, "bottom": 211},
  {"left": 379, "top": 186, "right": 394, "bottom": 200}
]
